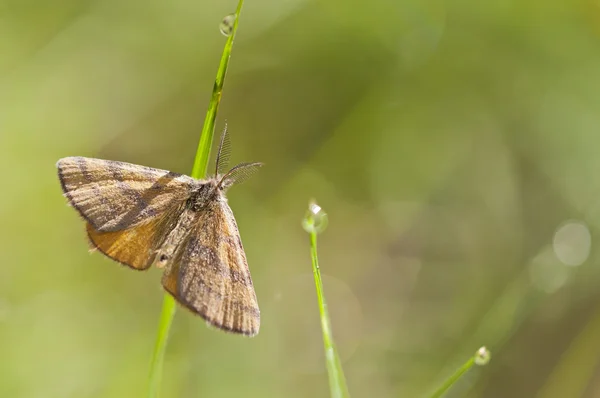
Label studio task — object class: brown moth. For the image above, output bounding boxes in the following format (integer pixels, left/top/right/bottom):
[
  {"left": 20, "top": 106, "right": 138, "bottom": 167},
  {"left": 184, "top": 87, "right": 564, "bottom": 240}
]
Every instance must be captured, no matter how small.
[{"left": 56, "top": 125, "right": 262, "bottom": 336}]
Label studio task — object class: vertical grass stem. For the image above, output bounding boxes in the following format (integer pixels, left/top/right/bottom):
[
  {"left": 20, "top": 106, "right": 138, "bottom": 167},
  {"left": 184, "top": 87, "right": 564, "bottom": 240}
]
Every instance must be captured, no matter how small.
[{"left": 147, "top": 2, "right": 245, "bottom": 396}]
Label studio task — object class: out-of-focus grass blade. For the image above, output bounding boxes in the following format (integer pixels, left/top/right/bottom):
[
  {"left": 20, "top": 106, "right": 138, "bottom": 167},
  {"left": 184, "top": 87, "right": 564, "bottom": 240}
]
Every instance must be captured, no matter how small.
[{"left": 536, "top": 305, "right": 600, "bottom": 398}]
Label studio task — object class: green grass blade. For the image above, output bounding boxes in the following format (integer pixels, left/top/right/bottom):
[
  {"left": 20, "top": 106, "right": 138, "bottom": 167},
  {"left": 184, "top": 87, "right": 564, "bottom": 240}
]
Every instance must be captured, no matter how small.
[
  {"left": 191, "top": 2, "right": 244, "bottom": 180},
  {"left": 303, "top": 201, "right": 350, "bottom": 398},
  {"left": 147, "top": 2, "right": 245, "bottom": 397},
  {"left": 428, "top": 347, "right": 491, "bottom": 398},
  {"left": 147, "top": 295, "right": 177, "bottom": 398}
]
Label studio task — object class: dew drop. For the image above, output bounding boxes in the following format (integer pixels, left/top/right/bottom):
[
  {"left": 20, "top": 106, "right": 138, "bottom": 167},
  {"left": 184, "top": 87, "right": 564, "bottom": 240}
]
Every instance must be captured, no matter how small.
[
  {"left": 302, "top": 200, "right": 328, "bottom": 234},
  {"left": 219, "top": 13, "right": 236, "bottom": 37},
  {"left": 474, "top": 346, "right": 491, "bottom": 366}
]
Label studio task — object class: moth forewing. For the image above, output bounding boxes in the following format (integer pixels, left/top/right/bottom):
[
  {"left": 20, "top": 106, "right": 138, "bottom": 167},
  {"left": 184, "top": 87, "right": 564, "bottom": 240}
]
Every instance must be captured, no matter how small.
[
  {"left": 160, "top": 187, "right": 260, "bottom": 336},
  {"left": 56, "top": 157, "right": 194, "bottom": 232}
]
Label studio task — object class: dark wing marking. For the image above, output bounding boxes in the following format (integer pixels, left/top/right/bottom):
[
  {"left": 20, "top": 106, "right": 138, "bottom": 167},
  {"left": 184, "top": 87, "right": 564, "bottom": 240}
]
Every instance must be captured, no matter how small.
[
  {"left": 161, "top": 201, "right": 260, "bottom": 336},
  {"left": 57, "top": 157, "right": 195, "bottom": 232}
]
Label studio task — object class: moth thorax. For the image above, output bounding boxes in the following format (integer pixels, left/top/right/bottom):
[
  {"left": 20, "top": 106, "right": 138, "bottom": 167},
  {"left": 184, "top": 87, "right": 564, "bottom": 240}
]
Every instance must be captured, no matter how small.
[{"left": 187, "top": 181, "right": 220, "bottom": 212}]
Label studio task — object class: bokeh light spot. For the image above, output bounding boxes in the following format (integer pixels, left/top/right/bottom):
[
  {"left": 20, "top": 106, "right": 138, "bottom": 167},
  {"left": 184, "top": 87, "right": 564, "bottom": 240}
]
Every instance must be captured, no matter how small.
[
  {"left": 552, "top": 220, "right": 591, "bottom": 266},
  {"left": 529, "top": 246, "right": 570, "bottom": 294}
]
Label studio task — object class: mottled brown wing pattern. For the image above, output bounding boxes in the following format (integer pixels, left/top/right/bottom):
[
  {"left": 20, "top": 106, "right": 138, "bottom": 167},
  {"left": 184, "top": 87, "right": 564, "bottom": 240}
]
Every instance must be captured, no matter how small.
[
  {"left": 161, "top": 201, "right": 260, "bottom": 336},
  {"left": 57, "top": 157, "right": 194, "bottom": 232},
  {"left": 86, "top": 204, "right": 183, "bottom": 270}
]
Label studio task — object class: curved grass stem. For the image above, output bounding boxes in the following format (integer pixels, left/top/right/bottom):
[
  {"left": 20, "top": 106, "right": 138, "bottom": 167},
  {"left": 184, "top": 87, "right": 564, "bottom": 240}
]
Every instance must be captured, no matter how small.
[
  {"left": 428, "top": 346, "right": 491, "bottom": 398},
  {"left": 147, "top": 1, "right": 245, "bottom": 396},
  {"left": 428, "top": 357, "right": 475, "bottom": 398}
]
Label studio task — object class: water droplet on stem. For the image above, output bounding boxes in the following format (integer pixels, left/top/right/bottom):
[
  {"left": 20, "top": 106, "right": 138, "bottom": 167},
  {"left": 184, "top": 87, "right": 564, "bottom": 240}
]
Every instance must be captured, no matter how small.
[
  {"left": 302, "top": 200, "right": 328, "bottom": 234},
  {"left": 474, "top": 346, "right": 491, "bottom": 366},
  {"left": 219, "top": 13, "right": 236, "bottom": 37}
]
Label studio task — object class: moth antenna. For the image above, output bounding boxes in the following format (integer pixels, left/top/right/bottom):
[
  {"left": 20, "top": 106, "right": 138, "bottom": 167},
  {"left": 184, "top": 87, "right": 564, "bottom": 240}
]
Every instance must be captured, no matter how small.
[
  {"left": 218, "top": 162, "right": 263, "bottom": 189},
  {"left": 215, "top": 122, "right": 232, "bottom": 177}
]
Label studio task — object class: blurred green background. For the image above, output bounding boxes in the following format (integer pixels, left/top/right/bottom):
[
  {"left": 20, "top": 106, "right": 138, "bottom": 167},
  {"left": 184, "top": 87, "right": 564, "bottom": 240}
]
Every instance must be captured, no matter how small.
[{"left": 2, "top": 0, "right": 600, "bottom": 397}]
